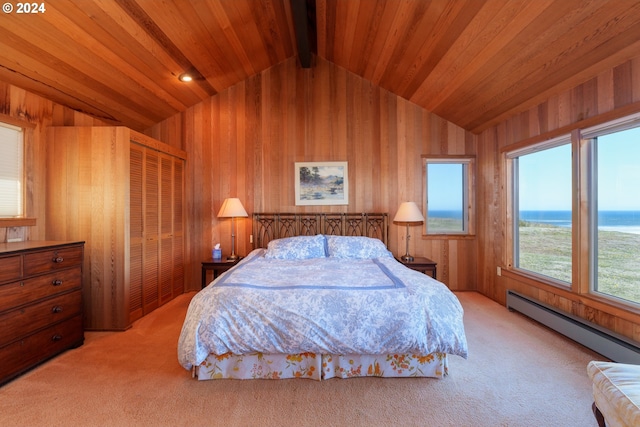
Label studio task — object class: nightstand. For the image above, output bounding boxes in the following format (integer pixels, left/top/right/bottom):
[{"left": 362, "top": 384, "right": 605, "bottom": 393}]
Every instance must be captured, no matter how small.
[
  {"left": 201, "top": 257, "right": 241, "bottom": 288},
  {"left": 397, "top": 256, "right": 437, "bottom": 279}
]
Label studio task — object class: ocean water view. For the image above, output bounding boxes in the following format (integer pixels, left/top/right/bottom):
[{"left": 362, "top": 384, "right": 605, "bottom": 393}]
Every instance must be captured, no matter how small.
[
  {"left": 428, "top": 209, "right": 640, "bottom": 234},
  {"left": 428, "top": 210, "right": 463, "bottom": 220},
  {"left": 520, "top": 210, "right": 640, "bottom": 235}
]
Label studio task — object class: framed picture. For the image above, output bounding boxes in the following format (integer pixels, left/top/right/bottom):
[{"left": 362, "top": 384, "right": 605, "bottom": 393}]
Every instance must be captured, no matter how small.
[{"left": 294, "top": 161, "right": 349, "bottom": 205}]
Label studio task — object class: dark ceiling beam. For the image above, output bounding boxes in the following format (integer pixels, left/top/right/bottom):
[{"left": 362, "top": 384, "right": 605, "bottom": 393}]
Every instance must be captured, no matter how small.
[{"left": 290, "top": 0, "right": 317, "bottom": 68}]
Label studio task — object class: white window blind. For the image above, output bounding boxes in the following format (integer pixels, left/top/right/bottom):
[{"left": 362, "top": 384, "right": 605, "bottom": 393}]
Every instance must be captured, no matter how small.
[{"left": 0, "top": 123, "right": 24, "bottom": 217}]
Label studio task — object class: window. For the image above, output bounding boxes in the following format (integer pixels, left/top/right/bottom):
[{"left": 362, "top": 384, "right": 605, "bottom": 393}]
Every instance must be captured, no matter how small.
[
  {"left": 505, "top": 112, "right": 640, "bottom": 309},
  {"left": 423, "top": 156, "right": 475, "bottom": 235},
  {"left": 584, "top": 124, "right": 640, "bottom": 304},
  {"left": 0, "top": 122, "right": 24, "bottom": 218},
  {"left": 508, "top": 138, "right": 572, "bottom": 284}
]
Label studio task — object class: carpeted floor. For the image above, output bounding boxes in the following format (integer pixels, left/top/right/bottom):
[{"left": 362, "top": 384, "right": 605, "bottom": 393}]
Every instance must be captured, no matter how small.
[{"left": 0, "top": 291, "right": 605, "bottom": 427}]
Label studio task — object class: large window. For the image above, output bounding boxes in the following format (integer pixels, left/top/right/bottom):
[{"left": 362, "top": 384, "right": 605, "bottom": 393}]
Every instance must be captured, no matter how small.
[
  {"left": 509, "top": 140, "right": 573, "bottom": 284},
  {"left": 585, "top": 125, "right": 640, "bottom": 304},
  {"left": 0, "top": 122, "right": 24, "bottom": 218},
  {"left": 505, "top": 113, "right": 640, "bottom": 308},
  {"left": 423, "top": 156, "right": 475, "bottom": 235}
]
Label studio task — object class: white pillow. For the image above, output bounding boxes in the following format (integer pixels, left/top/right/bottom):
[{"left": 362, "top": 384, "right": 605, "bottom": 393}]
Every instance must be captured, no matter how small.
[
  {"left": 325, "top": 235, "right": 391, "bottom": 259},
  {"left": 264, "top": 235, "right": 327, "bottom": 259}
]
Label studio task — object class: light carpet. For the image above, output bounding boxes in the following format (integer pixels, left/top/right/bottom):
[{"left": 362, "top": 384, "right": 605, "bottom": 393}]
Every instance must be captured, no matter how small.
[{"left": 0, "top": 291, "right": 605, "bottom": 427}]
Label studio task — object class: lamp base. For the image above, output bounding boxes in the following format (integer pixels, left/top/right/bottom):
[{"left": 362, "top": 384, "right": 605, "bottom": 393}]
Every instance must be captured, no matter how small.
[
  {"left": 227, "top": 254, "right": 239, "bottom": 261},
  {"left": 401, "top": 254, "right": 414, "bottom": 262}
]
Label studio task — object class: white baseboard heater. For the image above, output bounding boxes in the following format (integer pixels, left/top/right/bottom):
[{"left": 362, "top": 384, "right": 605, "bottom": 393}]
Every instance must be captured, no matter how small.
[{"left": 506, "top": 290, "right": 640, "bottom": 364}]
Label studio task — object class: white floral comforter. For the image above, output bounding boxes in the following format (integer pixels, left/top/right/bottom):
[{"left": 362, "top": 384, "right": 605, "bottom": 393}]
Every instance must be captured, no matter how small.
[{"left": 178, "top": 249, "right": 468, "bottom": 370}]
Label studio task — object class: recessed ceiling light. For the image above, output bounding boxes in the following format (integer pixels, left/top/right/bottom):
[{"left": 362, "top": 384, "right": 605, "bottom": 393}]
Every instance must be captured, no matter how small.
[{"left": 178, "top": 73, "right": 193, "bottom": 82}]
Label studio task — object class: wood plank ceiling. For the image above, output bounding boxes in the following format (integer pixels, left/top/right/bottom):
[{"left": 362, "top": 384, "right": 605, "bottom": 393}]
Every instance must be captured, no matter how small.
[{"left": 1, "top": 0, "right": 640, "bottom": 133}]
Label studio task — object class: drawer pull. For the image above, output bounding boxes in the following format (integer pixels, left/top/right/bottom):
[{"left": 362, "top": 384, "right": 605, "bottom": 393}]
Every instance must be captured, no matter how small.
[
  {"left": 52, "top": 306, "right": 63, "bottom": 313},
  {"left": 52, "top": 334, "right": 62, "bottom": 342},
  {"left": 52, "top": 279, "right": 63, "bottom": 286},
  {"left": 53, "top": 256, "right": 64, "bottom": 263}
]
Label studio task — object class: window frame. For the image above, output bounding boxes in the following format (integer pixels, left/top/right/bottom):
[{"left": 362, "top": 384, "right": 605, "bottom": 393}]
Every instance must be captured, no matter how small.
[
  {"left": 422, "top": 155, "right": 476, "bottom": 238},
  {"left": 502, "top": 111, "right": 640, "bottom": 310},
  {"left": 581, "top": 115, "right": 640, "bottom": 305},
  {"left": 504, "top": 135, "right": 574, "bottom": 288},
  {"left": 0, "top": 115, "right": 36, "bottom": 227}
]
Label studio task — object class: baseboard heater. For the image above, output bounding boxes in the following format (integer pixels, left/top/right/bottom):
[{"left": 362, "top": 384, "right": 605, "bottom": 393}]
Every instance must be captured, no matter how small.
[{"left": 506, "top": 290, "right": 640, "bottom": 364}]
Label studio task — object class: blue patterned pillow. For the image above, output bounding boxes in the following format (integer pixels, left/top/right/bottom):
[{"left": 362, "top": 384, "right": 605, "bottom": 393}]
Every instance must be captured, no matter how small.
[
  {"left": 264, "top": 235, "right": 328, "bottom": 259},
  {"left": 326, "top": 236, "right": 392, "bottom": 259}
]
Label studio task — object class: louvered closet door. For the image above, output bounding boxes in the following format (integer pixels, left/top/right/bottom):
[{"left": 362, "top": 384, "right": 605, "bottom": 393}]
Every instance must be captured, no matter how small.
[
  {"left": 143, "top": 150, "right": 160, "bottom": 315},
  {"left": 129, "top": 145, "right": 144, "bottom": 323},
  {"left": 159, "top": 154, "right": 173, "bottom": 306},
  {"left": 172, "top": 158, "right": 185, "bottom": 296}
]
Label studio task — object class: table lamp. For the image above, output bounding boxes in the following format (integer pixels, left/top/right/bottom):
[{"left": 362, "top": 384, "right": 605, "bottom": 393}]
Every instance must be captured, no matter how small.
[
  {"left": 217, "top": 198, "right": 248, "bottom": 260},
  {"left": 393, "top": 201, "right": 425, "bottom": 262}
]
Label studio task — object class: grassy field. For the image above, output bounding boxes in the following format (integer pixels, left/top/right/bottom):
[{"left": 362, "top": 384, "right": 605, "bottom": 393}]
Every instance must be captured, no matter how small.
[
  {"left": 426, "top": 216, "right": 639, "bottom": 303},
  {"left": 518, "top": 221, "right": 640, "bottom": 304},
  {"left": 427, "top": 217, "right": 463, "bottom": 233}
]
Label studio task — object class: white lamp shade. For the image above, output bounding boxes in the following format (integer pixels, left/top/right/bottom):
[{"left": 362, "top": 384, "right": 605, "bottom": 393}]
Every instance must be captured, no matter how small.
[
  {"left": 393, "top": 201, "right": 424, "bottom": 223},
  {"left": 217, "top": 198, "right": 248, "bottom": 218}
]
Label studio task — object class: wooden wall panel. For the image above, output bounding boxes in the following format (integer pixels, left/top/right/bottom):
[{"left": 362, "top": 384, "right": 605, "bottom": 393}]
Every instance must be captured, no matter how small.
[
  {"left": 147, "top": 57, "right": 477, "bottom": 292},
  {"left": 477, "top": 54, "right": 640, "bottom": 342},
  {"left": 45, "top": 126, "right": 131, "bottom": 330},
  {"left": 0, "top": 83, "right": 107, "bottom": 243}
]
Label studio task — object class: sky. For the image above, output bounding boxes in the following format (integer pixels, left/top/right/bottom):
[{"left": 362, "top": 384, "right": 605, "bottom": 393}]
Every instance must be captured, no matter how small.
[
  {"left": 519, "top": 127, "right": 640, "bottom": 211},
  {"left": 427, "top": 163, "right": 463, "bottom": 211},
  {"left": 427, "top": 126, "right": 640, "bottom": 212},
  {"left": 518, "top": 143, "right": 572, "bottom": 211},
  {"left": 597, "top": 127, "right": 640, "bottom": 210}
]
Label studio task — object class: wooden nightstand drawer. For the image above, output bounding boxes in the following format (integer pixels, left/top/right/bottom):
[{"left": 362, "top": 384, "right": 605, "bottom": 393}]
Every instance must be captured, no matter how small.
[{"left": 23, "top": 245, "right": 83, "bottom": 276}]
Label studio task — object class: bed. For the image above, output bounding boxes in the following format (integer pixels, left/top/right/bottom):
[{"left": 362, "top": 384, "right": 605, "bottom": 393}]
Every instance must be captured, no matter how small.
[{"left": 178, "top": 213, "right": 468, "bottom": 380}]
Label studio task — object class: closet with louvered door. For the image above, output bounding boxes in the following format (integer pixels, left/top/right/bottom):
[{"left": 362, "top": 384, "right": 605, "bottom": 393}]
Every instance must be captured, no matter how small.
[
  {"left": 160, "top": 155, "right": 185, "bottom": 306},
  {"left": 143, "top": 149, "right": 160, "bottom": 315},
  {"left": 46, "top": 127, "right": 186, "bottom": 330},
  {"left": 171, "top": 158, "right": 185, "bottom": 298},
  {"left": 128, "top": 144, "right": 186, "bottom": 323},
  {"left": 160, "top": 155, "right": 173, "bottom": 306},
  {"left": 129, "top": 144, "right": 186, "bottom": 324},
  {"left": 129, "top": 144, "right": 144, "bottom": 324}
]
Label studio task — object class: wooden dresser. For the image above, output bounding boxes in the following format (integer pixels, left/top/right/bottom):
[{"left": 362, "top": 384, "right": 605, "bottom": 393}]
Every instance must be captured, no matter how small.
[{"left": 0, "top": 241, "right": 85, "bottom": 385}]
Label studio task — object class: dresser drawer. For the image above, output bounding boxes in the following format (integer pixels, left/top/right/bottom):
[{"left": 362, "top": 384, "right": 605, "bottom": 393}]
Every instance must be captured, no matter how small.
[
  {"left": 23, "top": 245, "right": 83, "bottom": 276},
  {"left": 0, "top": 290, "right": 82, "bottom": 345},
  {"left": 0, "top": 255, "right": 21, "bottom": 284},
  {"left": 0, "top": 267, "right": 82, "bottom": 310},
  {"left": 0, "top": 315, "right": 83, "bottom": 383}
]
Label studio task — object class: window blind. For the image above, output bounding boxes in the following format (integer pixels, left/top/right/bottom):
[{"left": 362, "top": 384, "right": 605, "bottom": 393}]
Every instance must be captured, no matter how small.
[{"left": 0, "top": 123, "right": 23, "bottom": 217}]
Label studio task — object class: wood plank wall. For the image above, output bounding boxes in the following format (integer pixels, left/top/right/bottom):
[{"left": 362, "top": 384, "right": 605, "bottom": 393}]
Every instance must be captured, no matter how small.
[
  {"left": 0, "top": 83, "right": 108, "bottom": 243},
  {"left": 477, "top": 55, "right": 640, "bottom": 342},
  {"left": 147, "top": 56, "right": 477, "bottom": 292}
]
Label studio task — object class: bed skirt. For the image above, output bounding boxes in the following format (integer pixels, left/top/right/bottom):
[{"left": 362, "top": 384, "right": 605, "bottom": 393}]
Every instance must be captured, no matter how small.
[{"left": 192, "top": 352, "right": 448, "bottom": 381}]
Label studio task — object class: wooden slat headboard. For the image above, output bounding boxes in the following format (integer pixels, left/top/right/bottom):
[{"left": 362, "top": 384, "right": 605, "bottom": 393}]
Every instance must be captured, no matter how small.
[{"left": 252, "top": 213, "right": 389, "bottom": 249}]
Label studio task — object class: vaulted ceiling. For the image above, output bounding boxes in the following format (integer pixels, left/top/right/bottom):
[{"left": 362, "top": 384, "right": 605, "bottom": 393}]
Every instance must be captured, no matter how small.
[{"left": 2, "top": 0, "right": 640, "bottom": 134}]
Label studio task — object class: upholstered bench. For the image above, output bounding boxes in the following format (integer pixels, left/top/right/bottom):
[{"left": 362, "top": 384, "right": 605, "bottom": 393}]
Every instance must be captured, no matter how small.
[{"left": 587, "top": 361, "right": 640, "bottom": 427}]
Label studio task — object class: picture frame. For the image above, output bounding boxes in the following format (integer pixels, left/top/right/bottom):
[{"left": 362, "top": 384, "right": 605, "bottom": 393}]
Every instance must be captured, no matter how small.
[{"left": 294, "top": 161, "right": 349, "bottom": 205}]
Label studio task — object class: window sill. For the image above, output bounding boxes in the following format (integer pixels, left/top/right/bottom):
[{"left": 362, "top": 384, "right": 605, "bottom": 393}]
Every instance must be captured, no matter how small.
[
  {"left": 421, "top": 234, "right": 476, "bottom": 240},
  {"left": 0, "top": 218, "right": 37, "bottom": 227},
  {"left": 502, "top": 267, "right": 570, "bottom": 289}
]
